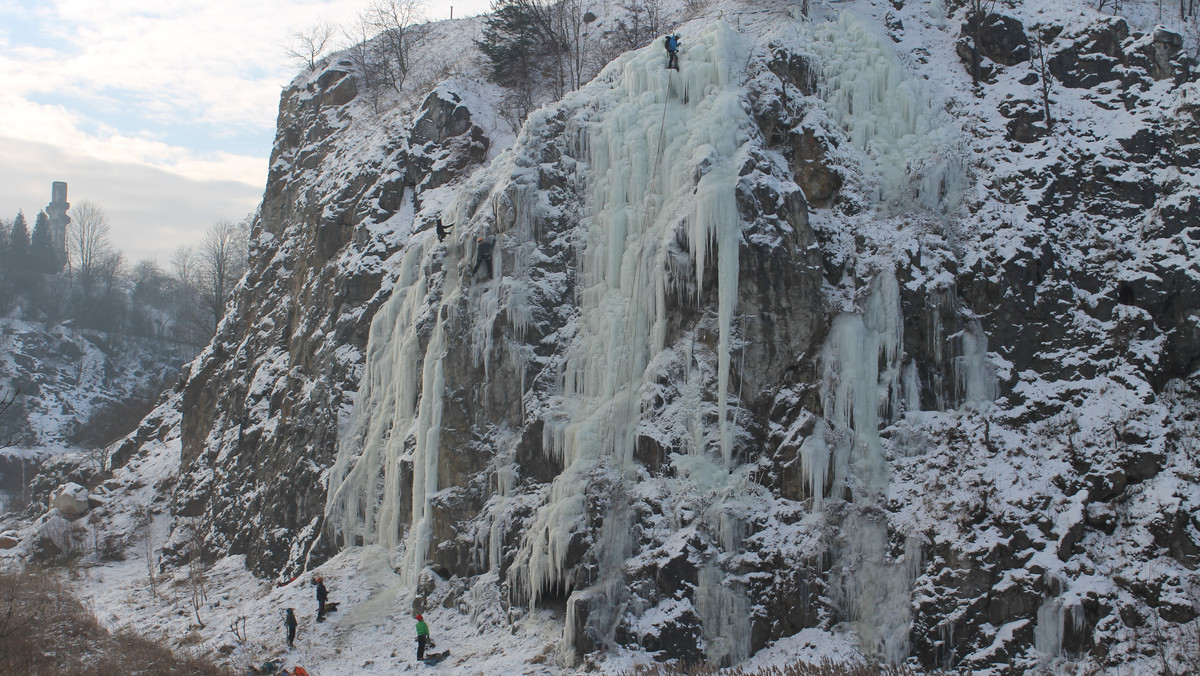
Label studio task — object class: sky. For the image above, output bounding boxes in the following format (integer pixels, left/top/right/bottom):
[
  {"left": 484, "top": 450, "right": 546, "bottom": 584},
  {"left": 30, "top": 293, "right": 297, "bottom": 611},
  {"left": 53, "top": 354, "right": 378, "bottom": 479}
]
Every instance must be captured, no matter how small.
[{"left": 0, "top": 0, "right": 494, "bottom": 265}]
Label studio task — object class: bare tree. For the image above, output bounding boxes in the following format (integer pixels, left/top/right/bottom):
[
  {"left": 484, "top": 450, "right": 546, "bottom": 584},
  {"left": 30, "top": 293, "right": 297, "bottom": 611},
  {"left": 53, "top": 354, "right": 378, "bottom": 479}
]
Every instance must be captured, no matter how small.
[
  {"left": 67, "top": 201, "right": 114, "bottom": 292},
  {"left": 367, "top": 0, "right": 428, "bottom": 92},
  {"left": 135, "top": 506, "right": 159, "bottom": 598},
  {"left": 229, "top": 615, "right": 248, "bottom": 643},
  {"left": 170, "top": 246, "right": 195, "bottom": 289},
  {"left": 345, "top": 15, "right": 387, "bottom": 113},
  {"left": 97, "top": 250, "right": 124, "bottom": 297},
  {"left": 169, "top": 245, "right": 210, "bottom": 345},
  {"left": 286, "top": 20, "right": 338, "bottom": 72},
  {"left": 964, "top": 0, "right": 997, "bottom": 85},
  {"left": 553, "top": 0, "right": 589, "bottom": 94},
  {"left": 196, "top": 219, "right": 248, "bottom": 334},
  {"left": 0, "top": 387, "right": 17, "bottom": 450},
  {"left": 608, "top": 0, "right": 666, "bottom": 54},
  {"left": 1029, "top": 32, "right": 1055, "bottom": 132},
  {"left": 180, "top": 519, "right": 209, "bottom": 628},
  {"left": 86, "top": 442, "right": 114, "bottom": 474}
]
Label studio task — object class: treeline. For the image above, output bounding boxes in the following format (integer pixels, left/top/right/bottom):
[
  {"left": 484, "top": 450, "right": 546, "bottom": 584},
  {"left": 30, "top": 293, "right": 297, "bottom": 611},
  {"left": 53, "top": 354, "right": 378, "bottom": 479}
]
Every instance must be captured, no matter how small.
[
  {"left": 0, "top": 201, "right": 249, "bottom": 348},
  {"left": 287, "top": 0, "right": 703, "bottom": 128},
  {"left": 1, "top": 209, "right": 65, "bottom": 275}
]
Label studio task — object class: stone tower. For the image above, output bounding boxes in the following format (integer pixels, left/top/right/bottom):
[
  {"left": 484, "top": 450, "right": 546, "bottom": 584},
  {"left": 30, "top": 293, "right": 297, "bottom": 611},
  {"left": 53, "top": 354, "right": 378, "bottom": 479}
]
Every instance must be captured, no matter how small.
[{"left": 45, "top": 181, "right": 70, "bottom": 266}]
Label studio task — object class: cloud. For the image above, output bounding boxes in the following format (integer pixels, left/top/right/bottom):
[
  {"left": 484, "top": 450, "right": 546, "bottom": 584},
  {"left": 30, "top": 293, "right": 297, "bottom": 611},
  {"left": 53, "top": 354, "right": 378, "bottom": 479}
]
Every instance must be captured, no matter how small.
[
  {"left": 0, "top": 0, "right": 366, "bottom": 177},
  {"left": 0, "top": 136, "right": 262, "bottom": 264},
  {"left": 0, "top": 0, "right": 497, "bottom": 262}
]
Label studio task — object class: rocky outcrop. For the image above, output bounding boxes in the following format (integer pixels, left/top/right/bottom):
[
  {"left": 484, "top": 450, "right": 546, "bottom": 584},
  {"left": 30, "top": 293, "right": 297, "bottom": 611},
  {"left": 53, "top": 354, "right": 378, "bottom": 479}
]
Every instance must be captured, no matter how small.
[
  {"left": 166, "top": 50, "right": 499, "bottom": 575},
  {"left": 51, "top": 482, "right": 89, "bottom": 519}
]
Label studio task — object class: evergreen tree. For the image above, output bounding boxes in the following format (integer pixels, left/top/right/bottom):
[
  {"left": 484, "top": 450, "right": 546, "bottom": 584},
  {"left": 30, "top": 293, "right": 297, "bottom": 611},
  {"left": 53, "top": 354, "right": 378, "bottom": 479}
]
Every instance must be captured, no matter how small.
[
  {"left": 478, "top": 0, "right": 560, "bottom": 87},
  {"left": 30, "top": 211, "right": 59, "bottom": 273},
  {"left": 8, "top": 211, "right": 30, "bottom": 270}
]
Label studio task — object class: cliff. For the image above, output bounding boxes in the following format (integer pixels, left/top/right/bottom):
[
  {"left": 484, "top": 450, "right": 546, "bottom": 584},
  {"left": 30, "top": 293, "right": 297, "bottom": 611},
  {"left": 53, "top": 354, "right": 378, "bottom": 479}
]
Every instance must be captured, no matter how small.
[{"left": 24, "top": 0, "right": 1200, "bottom": 672}]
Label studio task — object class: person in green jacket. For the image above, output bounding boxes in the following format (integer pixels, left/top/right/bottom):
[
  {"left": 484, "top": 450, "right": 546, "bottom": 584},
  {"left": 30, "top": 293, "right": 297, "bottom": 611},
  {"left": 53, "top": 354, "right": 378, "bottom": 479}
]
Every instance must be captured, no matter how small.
[{"left": 415, "top": 614, "right": 431, "bottom": 660}]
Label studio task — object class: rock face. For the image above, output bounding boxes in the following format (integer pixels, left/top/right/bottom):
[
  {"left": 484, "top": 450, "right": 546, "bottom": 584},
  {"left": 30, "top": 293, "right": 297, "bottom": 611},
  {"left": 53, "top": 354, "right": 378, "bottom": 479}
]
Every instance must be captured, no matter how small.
[
  {"left": 123, "top": 4, "right": 1200, "bottom": 674},
  {"left": 165, "top": 28, "right": 498, "bottom": 576}
]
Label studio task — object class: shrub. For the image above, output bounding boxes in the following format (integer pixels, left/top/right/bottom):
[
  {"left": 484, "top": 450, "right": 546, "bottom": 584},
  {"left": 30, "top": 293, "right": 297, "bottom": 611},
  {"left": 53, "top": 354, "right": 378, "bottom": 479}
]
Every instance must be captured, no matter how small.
[{"left": 0, "top": 569, "right": 235, "bottom": 674}]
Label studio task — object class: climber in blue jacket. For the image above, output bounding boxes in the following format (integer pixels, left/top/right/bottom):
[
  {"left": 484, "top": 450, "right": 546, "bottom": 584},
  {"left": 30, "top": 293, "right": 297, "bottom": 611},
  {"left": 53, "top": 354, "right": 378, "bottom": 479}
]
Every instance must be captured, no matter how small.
[{"left": 664, "top": 34, "right": 680, "bottom": 70}]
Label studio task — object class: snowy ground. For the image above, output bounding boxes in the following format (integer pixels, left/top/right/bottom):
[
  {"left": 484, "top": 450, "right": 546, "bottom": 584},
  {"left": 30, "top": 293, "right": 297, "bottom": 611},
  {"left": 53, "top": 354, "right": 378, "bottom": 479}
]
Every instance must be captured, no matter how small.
[{"left": 0, "top": 419, "right": 869, "bottom": 674}]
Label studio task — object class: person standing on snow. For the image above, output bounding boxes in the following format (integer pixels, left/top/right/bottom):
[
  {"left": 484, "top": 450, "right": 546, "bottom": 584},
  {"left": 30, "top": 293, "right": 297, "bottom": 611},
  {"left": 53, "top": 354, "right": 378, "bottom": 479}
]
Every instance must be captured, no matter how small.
[
  {"left": 664, "top": 33, "right": 681, "bottom": 70},
  {"left": 285, "top": 607, "right": 298, "bottom": 647},
  {"left": 415, "top": 613, "right": 431, "bottom": 660},
  {"left": 315, "top": 576, "right": 328, "bottom": 621}
]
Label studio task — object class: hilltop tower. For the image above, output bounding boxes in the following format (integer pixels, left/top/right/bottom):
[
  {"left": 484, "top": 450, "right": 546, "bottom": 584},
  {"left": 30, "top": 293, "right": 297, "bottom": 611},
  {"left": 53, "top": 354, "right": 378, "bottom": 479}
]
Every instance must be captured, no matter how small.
[{"left": 45, "top": 181, "right": 70, "bottom": 267}]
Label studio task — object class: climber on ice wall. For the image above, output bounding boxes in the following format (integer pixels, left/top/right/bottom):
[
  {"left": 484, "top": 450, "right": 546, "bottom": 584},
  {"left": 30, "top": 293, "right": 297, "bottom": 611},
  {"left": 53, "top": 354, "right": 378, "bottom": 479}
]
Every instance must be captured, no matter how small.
[
  {"left": 472, "top": 236, "right": 495, "bottom": 278},
  {"left": 664, "top": 33, "right": 681, "bottom": 70}
]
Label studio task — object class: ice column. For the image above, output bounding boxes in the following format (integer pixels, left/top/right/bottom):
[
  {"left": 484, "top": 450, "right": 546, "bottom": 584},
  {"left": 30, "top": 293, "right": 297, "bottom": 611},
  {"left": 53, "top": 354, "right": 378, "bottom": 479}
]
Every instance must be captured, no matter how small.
[
  {"left": 954, "top": 319, "right": 999, "bottom": 405},
  {"left": 812, "top": 271, "right": 921, "bottom": 662},
  {"left": 830, "top": 517, "right": 923, "bottom": 663},
  {"left": 1035, "top": 597, "right": 1085, "bottom": 658},
  {"left": 811, "top": 270, "right": 903, "bottom": 499},
  {"left": 324, "top": 233, "right": 460, "bottom": 584}
]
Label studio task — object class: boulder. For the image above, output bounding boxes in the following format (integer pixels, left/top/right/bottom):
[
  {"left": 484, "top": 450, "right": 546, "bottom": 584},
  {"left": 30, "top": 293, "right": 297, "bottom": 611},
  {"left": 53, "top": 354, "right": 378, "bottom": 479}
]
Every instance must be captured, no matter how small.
[
  {"left": 1128, "top": 28, "right": 1188, "bottom": 82},
  {"left": 411, "top": 91, "right": 474, "bottom": 146},
  {"left": 316, "top": 69, "right": 356, "bottom": 107},
  {"left": 30, "top": 513, "right": 80, "bottom": 562},
  {"left": 999, "top": 98, "right": 1049, "bottom": 143},
  {"left": 52, "top": 482, "right": 90, "bottom": 519},
  {"left": 0, "top": 535, "right": 18, "bottom": 549},
  {"left": 961, "top": 14, "right": 1030, "bottom": 66}
]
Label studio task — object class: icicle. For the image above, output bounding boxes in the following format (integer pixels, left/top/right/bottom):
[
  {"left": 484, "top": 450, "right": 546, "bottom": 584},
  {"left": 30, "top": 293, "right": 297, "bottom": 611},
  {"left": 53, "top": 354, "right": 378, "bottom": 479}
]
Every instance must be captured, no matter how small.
[
  {"left": 816, "top": 270, "right": 903, "bottom": 497},
  {"left": 323, "top": 233, "right": 458, "bottom": 582},
  {"left": 1034, "top": 596, "right": 1085, "bottom": 659},
  {"left": 902, "top": 360, "right": 921, "bottom": 414},
  {"left": 954, "top": 319, "right": 998, "bottom": 405},
  {"left": 807, "top": 12, "right": 965, "bottom": 212},
  {"left": 799, "top": 429, "right": 831, "bottom": 507}
]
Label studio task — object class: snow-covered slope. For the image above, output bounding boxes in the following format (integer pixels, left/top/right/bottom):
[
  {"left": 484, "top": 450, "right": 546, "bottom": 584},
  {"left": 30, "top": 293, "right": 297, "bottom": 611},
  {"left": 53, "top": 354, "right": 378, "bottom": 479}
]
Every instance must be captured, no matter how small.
[
  {"left": 0, "top": 317, "right": 189, "bottom": 511},
  {"left": 11, "top": 0, "right": 1198, "bottom": 673}
]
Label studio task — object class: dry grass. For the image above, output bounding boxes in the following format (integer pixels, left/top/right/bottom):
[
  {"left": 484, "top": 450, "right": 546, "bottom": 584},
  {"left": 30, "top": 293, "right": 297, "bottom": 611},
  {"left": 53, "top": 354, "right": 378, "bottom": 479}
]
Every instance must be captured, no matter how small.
[{"left": 0, "top": 569, "right": 235, "bottom": 675}]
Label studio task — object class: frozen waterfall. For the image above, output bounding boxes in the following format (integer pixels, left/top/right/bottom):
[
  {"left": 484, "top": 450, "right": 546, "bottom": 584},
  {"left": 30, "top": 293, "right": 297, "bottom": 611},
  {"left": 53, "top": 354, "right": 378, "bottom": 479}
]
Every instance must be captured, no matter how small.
[
  {"left": 508, "top": 21, "right": 752, "bottom": 662},
  {"left": 323, "top": 234, "right": 458, "bottom": 583},
  {"left": 320, "top": 4, "right": 992, "bottom": 667},
  {"left": 808, "top": 11, "right": 966, "bottom": 211}
]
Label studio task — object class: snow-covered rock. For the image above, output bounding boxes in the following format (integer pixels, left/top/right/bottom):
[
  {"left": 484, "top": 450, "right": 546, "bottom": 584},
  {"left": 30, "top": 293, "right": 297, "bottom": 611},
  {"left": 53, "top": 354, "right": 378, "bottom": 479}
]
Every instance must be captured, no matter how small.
[
  {"left": 93, "top": 0, "right": 1200, "bottom": 673},
  {"left": 52, "top": 482, "right": 90, "bottom": 519}
]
